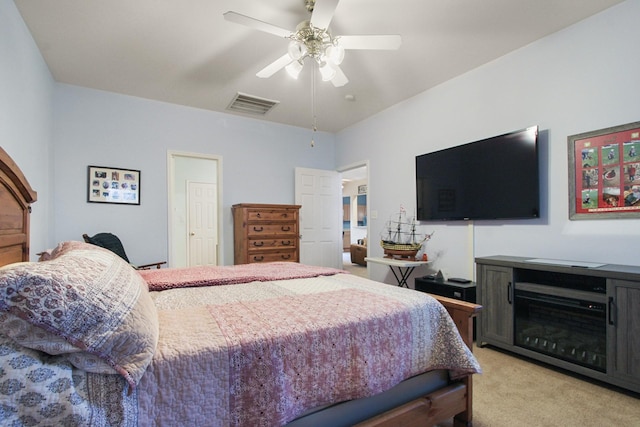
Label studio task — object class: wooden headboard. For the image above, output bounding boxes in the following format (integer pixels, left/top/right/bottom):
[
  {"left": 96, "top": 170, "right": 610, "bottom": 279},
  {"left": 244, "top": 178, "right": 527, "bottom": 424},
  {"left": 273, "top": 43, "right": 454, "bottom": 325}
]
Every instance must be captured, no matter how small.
[{"left": 0, "top": 147, "right": 37, "bottom": 266}]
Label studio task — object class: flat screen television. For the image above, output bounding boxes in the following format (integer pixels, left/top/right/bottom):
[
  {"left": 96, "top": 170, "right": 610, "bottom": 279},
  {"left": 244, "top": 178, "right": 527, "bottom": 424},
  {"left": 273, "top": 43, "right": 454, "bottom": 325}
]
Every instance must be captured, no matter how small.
[{"left": 416, "top": 126, "right": 540, "bottom": 221}]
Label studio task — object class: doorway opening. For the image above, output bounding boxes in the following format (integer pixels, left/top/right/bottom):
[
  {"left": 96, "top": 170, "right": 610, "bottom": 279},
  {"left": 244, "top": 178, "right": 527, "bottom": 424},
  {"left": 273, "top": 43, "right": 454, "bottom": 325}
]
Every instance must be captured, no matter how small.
[
  {"left": 167, "top": 151, "right": 223, "bottom": 268},
  {"left": 339, "top": 162, "right": 368, "bottom": 276}
]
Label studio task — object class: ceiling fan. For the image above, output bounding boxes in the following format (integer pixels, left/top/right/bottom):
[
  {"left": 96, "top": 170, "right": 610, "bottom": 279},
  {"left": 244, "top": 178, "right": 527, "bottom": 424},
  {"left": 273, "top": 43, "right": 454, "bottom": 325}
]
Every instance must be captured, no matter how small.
[{"left": 223, "top": 0, "right": 401, "bottom": 87}]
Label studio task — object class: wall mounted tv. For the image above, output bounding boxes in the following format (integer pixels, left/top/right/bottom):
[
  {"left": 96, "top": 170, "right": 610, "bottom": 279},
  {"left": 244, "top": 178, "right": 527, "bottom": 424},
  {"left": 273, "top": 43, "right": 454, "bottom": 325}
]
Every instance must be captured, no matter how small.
[{"left": 416, "top": 126, "right": 540, "bottom": 221}]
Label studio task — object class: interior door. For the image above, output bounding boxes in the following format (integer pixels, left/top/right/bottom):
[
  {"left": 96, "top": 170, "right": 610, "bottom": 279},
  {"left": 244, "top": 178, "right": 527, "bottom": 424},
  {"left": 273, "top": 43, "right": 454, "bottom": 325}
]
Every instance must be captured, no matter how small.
[
  {"left": 295, "top": 167, "right": 342, "bottom": 268},
  {"left": 187, "top": 181, "right": 218, "bottom": 266}
]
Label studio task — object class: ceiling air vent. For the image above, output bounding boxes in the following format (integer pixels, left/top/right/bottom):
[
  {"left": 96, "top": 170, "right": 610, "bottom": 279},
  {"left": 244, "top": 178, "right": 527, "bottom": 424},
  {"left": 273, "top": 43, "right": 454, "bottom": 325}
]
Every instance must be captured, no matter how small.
[{"left": 227, "top": 92, "right": 279, "bottom": 115}]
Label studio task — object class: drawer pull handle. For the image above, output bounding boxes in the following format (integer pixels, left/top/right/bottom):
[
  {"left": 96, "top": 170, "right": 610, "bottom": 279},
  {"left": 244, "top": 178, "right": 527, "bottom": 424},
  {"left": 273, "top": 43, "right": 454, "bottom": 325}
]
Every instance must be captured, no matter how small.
[
  {"left": 253, "top": 226, "right": 264, "bottom": 232},
  {"left": 253, "top": 256, "right": 264, "bottom": 262},
  {"left": 281, "top": 226, "right": 291, "bottom": 232},
  {"left": 281, "top": 240, "right": 291, "bottom": 246},
  {"left": 256, "top": 213, "right": 261, "bottom": 218},
  {"left": 253, "top": 241, "right": 264, "bottom": 247},
  {"left": 608, "top": 297, "right": 616, "bottom": 326},
  {"left": 281, "top": 254, "right": 291, "bottom": 260}
]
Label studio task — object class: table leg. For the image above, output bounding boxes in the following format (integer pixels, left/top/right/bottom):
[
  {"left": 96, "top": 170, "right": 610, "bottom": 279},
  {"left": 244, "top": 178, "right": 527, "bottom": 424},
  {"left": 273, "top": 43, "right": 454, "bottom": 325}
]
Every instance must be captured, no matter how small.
[{"left": 390, "top": 266, "right": 415, "bottom": 287}]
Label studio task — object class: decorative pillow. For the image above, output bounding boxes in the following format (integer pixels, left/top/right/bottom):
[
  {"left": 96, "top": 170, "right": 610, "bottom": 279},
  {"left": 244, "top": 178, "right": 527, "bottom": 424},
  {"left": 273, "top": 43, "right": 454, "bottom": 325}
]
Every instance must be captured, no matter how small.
[
  {"left": 0, "top": 311, "right": 116, "bottom": 373},
  {"left": 37, "top": 250, "right": 53, "bottom": 261},
  {"left": 0, "top": 241, "right": 159, "bottom": 389}
]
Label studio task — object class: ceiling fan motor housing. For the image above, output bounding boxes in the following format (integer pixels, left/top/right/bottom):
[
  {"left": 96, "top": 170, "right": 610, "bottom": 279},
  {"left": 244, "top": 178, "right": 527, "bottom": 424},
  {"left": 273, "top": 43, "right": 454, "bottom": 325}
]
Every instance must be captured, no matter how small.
[{"left": 290, "top": 21, "right": 334, "bottom": 61}]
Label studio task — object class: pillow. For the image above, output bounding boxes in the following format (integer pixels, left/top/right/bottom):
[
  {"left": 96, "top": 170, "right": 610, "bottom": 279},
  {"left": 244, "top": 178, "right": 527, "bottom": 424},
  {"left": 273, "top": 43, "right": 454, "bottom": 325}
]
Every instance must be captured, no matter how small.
[
  {"left": 37, "top": 250, "right": 53, "bottom": 261},
  {"left": 0, "top": 311, "right": 117, "bottom": 373},
  {"left": 0, "top": 241, "right": 159, "bottom": 389}
]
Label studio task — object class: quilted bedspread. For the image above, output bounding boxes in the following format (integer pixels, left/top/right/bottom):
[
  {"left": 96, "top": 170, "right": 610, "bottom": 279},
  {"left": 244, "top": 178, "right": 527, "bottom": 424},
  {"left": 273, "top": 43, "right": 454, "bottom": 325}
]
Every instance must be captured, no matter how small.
[
  {"left": 138, "top": 261, "right": 347, "bottom": 291},
  {"left": 0, "top": 261, "right": 480, "bottom": 426},
  {"left": 137, "top": 272, "right": 481, "bottom": 427}
]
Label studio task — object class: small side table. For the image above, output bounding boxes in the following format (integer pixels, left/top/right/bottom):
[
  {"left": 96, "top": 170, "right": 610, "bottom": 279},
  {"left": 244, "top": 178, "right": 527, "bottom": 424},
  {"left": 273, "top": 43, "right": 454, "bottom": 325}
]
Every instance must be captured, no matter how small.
[{"left": 365, "top": 257, "right": 430, "bottom": 287}]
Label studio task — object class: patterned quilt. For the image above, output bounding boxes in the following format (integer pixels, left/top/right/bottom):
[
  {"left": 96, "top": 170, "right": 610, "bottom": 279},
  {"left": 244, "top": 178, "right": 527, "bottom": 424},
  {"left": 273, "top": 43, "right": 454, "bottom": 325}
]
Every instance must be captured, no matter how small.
[
  {"left": 138, "top": 262, "right": 347, "bottom": 291},
  {"left": 1, "top": 256, "right": 480, "bottom": 427},
  {"left": 138, "top": 272, "right": 481, "bottom": 426},
  {"left": 0, "top": 338, "right": 137, "bottom": 426}
]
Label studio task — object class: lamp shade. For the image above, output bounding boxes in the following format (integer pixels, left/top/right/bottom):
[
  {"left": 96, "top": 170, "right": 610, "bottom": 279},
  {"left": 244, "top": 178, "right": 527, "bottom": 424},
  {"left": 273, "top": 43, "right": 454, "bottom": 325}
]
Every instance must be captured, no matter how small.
[
  {"left": 285, "top": 60, "right": 303, "bottom": 79},
  {"left": 319, "top": 62, "right": 336, "bottom": 81},
  {"left": 326, "top": 44, "right": 344, "bottom": 65},
  {"left": 287, "top": 40, "right": 307, "bottom": 60}
]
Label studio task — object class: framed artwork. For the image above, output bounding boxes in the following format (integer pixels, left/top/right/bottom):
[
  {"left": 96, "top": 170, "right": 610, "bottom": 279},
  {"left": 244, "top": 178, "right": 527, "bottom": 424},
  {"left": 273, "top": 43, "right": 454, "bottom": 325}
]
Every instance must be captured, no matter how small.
[
  {"left": 87, "top": 165, "right": 141, "bottom": 205},
  {"left": 358, "top": 184, "right": 367, "bottom": 194},
  {"left": 568, "top": 120, "right": 640, "bottom": 219}
]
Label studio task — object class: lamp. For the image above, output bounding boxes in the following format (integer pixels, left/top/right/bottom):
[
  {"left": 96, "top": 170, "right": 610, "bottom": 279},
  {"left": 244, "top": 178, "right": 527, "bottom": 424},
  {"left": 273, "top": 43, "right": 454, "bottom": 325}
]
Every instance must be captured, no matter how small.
[{"left": 286, "top": 20, "right": 344, "bottom": 84}]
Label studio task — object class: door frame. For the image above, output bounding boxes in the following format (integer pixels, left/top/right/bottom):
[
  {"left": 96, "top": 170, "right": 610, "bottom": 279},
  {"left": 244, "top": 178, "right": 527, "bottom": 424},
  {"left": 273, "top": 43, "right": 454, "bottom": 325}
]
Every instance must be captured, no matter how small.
[{"left": 167, "top": 150, "right": 223, "bottom": 267}]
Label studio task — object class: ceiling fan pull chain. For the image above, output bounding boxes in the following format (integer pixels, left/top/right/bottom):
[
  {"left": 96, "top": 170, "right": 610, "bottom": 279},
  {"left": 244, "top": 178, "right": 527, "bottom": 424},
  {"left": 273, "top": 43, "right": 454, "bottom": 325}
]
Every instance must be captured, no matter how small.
[{"left": 311, "top": 65, "right": 317, "bottom": 147}]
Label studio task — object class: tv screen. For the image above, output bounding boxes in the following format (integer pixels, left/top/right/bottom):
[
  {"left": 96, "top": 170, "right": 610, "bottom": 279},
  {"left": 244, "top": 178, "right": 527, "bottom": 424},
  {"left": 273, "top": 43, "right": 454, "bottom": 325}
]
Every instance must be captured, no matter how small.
[{"left": 416, "top": 126, "right": 540, "bottom": 221}]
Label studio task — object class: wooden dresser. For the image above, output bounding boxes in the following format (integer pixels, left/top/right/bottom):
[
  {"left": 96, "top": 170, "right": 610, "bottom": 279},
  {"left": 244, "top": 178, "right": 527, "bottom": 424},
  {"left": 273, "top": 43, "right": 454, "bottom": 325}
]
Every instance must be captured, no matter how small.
[{"left": 232, "top": 203, "right": 301, "bottom": 264}]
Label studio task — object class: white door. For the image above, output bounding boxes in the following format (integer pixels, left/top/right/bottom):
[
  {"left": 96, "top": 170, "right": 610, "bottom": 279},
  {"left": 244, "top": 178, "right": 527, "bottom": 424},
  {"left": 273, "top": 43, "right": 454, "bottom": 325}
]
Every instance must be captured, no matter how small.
[
  {"left": 295, "top": 167, "right": 342, "bottom": 269},
  {"left": 187, "top": 181, "right": 218, "bottom": 266}
]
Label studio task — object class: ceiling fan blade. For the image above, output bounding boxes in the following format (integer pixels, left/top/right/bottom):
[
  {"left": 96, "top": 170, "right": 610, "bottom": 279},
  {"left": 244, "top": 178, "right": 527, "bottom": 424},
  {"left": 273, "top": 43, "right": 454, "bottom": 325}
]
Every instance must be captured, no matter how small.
[
  {"left": 223, "top": 11, "right": 292, "bottom": 38},
  {"left": 256, "top": 53, "right": 294, "bottom": 78},
  {"left": 330, "top": 65, "right": 349, "bottom": 87},
  {"left": 337, "top": 35, "right": 402, "bottom": 50},
  {"left": 310, "top": 0, "right": 340, "bottom": 29}
]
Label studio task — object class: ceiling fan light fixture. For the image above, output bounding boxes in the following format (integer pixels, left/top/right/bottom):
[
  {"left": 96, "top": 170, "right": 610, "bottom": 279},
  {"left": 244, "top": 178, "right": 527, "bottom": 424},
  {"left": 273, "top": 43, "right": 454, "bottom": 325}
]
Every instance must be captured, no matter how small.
[
  {"left": 319, "top": 61, "right": 336, "bottom": 81},
  {"left": 287, "top": 40, "right": 307, "bottom": 60},
  {"left": 325, "top": 44, "right": 344, "bottom": 65},
  {"left": 224, "top": 2, "right": 402, "bottom": 89},
  {"left": 285, "top": 60, "right": 303, "bottom": 79}
]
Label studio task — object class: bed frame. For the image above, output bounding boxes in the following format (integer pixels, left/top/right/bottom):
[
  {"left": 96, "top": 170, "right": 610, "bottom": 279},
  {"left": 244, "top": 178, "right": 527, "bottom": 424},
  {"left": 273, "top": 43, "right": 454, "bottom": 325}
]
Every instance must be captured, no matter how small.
[
  {"left": 356, "top": 296, "right": 480, "bottom": 427},
  {"left": 0, "top": 148, "right": 480, "bottom": 426},
  {"left": 0, "top": 147, "right": 37, "bottom": 265}
]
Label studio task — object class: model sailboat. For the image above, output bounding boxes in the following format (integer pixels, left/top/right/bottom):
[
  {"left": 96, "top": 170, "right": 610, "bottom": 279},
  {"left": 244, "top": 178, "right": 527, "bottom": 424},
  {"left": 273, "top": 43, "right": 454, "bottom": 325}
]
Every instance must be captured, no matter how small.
[{"left": 380, "top": 206, "right": 433, "bottom": 260}]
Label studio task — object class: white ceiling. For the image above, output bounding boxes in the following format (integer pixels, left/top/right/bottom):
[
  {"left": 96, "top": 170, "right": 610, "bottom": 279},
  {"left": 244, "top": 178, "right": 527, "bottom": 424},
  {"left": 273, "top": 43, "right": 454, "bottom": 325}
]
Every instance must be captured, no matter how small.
[{"left": 15, "top": 0, "right": 623, "bottom": 133}]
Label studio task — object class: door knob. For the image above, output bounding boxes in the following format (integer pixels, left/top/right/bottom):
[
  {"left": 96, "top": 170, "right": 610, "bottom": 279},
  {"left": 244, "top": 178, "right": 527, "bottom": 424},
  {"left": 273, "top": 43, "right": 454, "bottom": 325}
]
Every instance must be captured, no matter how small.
[{"left": 190, "top": 232, "right": 195, "bottom": 236}]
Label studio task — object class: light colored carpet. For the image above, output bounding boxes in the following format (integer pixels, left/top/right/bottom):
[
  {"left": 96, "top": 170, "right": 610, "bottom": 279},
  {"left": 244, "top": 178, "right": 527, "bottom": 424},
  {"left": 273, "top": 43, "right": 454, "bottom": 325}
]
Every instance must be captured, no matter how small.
[
  {"left": 440, "top": 345, "right": 640, "bottom": 427},
  {"left": 342, "top": 252, "right": 368, "bottom": 278}
]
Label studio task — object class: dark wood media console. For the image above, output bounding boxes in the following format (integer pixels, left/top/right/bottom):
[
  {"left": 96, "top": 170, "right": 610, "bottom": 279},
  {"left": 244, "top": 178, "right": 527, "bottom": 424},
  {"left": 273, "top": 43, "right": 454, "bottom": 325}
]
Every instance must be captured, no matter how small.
[{"left": 476, "top": 255, "right": 640, "bottom": 393}]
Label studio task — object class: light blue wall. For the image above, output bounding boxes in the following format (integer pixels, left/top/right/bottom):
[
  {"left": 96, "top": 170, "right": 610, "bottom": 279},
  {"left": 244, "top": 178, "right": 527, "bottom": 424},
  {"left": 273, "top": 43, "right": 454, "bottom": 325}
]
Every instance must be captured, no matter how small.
[
  {"left": 336, "top": 0, "right": 640, "bottom": 282},
  {"left": 51, "top": 85, "right": 336, "bottom": 265},
  {"left": 3, "top": 0, "right": 639, "bottom": 276},
  {"left": 0, "top": 0, "right": 54, "bottom": 257},
  {"left": 1, "top": 0, "right": 335, "bottom": 265}
]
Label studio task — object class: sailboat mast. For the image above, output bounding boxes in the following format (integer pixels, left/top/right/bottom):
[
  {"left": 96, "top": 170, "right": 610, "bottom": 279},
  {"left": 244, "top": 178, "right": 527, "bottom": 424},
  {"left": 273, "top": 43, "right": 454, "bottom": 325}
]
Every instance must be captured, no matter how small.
[{"left": 410, "top": 217, "right": 416, "bottom": 244}]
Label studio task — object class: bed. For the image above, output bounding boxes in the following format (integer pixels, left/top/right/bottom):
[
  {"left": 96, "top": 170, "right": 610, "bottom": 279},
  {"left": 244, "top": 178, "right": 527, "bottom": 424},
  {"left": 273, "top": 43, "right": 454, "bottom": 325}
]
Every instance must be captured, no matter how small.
[{"left": 0, "top": 148, "right": 481, "bottom": 427}]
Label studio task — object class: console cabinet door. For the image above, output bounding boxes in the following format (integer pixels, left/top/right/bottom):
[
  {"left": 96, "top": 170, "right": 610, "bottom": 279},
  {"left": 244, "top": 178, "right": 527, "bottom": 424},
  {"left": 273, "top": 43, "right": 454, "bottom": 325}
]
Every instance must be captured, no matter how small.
[
  {"left": 607, "top": 279, "right": 640, "bottom": 389},
  {"left": 478, "top": 264, "right": 514, "bottom": 346}
]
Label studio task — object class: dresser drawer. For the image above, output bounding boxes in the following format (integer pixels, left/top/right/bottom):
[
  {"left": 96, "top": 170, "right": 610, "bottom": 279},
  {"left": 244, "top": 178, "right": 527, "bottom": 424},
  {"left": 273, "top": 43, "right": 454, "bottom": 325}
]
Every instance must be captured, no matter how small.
[
  {"left": 247, "top": 210, "right": 298, "bottom": 222},
  {"left": 248, "top": 250, "right": 298, "bottom": 263},
  {"left": 248, "top": 238, "right": 297, "bottom": 250},
  {"left": 247, "top": 223, "right": 297, "bottom": 237}
]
